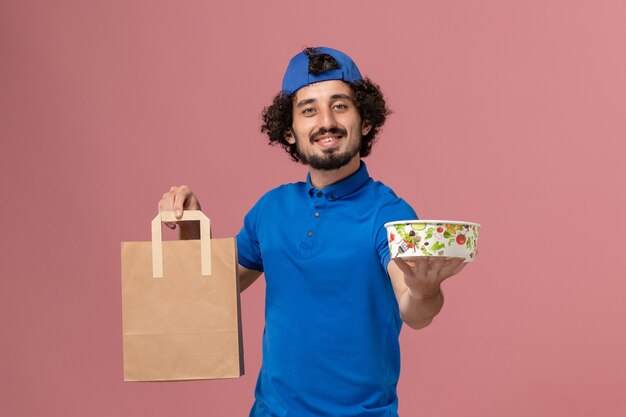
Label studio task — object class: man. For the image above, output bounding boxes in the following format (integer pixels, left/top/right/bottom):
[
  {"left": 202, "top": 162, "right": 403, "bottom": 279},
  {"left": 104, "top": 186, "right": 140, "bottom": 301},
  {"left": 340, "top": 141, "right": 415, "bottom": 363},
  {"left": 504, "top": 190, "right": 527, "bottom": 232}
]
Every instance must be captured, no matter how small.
[{"left": 158, "top": 47, "right": 467, "bottom": 417}]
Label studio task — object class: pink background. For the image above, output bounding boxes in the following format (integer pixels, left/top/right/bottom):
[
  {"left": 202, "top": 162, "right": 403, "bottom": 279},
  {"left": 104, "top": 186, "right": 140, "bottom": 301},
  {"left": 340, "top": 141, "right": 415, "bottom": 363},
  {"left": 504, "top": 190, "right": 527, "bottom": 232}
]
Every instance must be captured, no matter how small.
[{"left": 1, "top": 1, "right": 625, "bottom": 416}]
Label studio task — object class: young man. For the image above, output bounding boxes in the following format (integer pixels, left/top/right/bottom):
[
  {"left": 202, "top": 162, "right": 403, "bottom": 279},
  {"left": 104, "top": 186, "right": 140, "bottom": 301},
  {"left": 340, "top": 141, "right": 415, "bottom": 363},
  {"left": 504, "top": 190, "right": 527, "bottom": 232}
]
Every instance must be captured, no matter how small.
[{"left": 158, "top": 47, "right": 467, "bottom": 417}]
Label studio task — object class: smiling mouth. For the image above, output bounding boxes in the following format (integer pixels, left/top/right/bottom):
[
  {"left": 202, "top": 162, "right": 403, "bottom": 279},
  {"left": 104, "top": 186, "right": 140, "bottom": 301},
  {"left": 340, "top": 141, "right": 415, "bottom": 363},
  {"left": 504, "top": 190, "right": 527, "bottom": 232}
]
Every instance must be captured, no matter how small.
[
  {"left": 314, "top": 135, "right": 342, "bottom": 148},
  {"left": 310, "top": 127, "right": 347, "bottom": 145},
  {"left": 315, "top": 136, "right": 342, "bottom": 143}
]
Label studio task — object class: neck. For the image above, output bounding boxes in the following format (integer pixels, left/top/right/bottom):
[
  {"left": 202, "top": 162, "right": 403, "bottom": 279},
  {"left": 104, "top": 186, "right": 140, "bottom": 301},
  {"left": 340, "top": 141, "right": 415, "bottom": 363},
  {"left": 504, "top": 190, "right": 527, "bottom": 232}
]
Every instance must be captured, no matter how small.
[{"left": 309, "top": 156, "right": 361, "bottom": 189}]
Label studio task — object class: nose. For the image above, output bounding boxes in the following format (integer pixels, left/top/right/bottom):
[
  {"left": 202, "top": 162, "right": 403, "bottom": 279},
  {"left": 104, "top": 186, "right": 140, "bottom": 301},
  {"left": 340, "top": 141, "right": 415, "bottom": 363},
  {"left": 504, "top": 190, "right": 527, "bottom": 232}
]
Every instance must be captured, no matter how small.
[{"left": 318, "top": 106, "right": 338, "bottom": 130}]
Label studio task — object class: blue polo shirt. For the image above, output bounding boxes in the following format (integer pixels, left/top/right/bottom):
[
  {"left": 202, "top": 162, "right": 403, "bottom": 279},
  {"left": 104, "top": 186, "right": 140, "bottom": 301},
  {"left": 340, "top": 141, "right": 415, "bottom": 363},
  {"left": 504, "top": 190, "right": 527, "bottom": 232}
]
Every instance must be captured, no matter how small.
[{"left": 237, "top": 161, "right": 418, "bottom": 417}]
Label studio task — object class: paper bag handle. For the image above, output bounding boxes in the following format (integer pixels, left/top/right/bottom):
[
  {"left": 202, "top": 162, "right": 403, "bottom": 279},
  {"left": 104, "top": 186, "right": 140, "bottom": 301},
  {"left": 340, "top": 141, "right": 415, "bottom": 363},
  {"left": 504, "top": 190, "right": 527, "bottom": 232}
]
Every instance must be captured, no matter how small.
[{"left": 151, "top": 210, "right": 212, "bottom": 278}]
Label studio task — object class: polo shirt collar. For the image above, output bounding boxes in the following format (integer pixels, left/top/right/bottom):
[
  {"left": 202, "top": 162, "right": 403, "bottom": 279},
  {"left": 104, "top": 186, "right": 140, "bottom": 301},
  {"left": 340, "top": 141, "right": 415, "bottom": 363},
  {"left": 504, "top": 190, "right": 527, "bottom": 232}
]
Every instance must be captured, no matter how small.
[{"left": 305, "top": 161, "right": 371, "bottom": 200}]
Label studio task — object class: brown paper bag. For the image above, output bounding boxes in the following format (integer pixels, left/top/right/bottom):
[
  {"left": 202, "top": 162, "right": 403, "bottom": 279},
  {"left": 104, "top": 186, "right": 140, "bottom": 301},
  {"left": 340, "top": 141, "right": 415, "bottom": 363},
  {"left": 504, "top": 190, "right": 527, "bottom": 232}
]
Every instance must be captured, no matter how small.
[{"left": 121, "top": 210, "right": 244, "bottom": 381}]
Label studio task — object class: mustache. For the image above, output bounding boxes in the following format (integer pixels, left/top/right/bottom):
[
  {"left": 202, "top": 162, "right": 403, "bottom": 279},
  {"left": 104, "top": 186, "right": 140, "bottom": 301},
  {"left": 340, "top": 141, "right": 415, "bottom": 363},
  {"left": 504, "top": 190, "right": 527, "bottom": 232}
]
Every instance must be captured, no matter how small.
[{"left": 309, "top": 127, "right": 347, "bottom": 143}]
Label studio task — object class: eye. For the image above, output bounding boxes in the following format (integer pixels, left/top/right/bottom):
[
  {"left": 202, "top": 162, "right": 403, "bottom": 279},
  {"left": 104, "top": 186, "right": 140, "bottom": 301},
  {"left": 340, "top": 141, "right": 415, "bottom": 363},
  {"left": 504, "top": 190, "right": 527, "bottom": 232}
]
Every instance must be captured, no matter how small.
[
  {"left": 302, "top": 107, "right": 317, "bottom": 116},
  {"left": 333, "top": 103, "right": 349, "bottom": 111}
]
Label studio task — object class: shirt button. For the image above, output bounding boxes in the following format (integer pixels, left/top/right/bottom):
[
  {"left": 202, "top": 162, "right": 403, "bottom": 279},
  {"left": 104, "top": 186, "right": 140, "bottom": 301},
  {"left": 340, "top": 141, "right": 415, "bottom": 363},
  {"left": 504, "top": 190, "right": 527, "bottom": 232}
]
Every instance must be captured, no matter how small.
[
  {"left": 307, "top": 231, "right": 313, "bottom": 237},
  {"left": 330, "top": 195, "right": 336, "bottom": 200},
  {"left": 314, "top": 212, "right": 320, "bottom": 218},
  {"left": 316, "top": 191, "right": 323, "bottom": 198}
]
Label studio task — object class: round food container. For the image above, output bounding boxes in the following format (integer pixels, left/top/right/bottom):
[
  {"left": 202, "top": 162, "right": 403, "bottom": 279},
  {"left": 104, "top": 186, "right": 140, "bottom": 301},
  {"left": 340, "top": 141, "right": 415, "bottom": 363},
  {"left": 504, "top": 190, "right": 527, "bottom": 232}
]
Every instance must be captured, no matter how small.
[{"left": 384, "top": 220, "right": 481, "bottom": 262}]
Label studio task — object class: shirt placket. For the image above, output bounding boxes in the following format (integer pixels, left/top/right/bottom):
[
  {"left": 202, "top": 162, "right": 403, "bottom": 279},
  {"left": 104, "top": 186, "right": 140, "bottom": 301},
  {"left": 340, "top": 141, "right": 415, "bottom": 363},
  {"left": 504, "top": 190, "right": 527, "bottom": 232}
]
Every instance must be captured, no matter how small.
[{"left": 299, "top": 190, "right": 329, "bottom": 258}]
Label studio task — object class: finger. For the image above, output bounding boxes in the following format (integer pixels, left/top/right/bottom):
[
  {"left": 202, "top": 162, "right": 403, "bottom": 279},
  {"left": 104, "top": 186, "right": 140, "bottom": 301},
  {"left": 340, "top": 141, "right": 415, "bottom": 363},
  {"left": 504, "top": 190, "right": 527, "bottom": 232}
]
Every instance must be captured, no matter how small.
[
  {"left": 159, "top": 190, "right": 177, "bottom": 212},
  {"left": 415, "top": 257, "right": 429, "bottom": 277},
  {"left": 440, "top": 257, "right": 466, "bottom": 278},
  {"left": 426, "top": 257, "right": 447, "bottom": 280},
  {"left": 158, "top": 188, "right": 179, "bottom": 228},
  {"left": 451, "top": 260, "right": 469, "bottom": 276},
  {"left": 392, "top": 257, "right": 413, "bottom": 276},
  {"left": 173, "top": 186, "right": 191, "bottom": 218},
  {"left": 158, "top": 192, "right": 170, "bottom": 211}
]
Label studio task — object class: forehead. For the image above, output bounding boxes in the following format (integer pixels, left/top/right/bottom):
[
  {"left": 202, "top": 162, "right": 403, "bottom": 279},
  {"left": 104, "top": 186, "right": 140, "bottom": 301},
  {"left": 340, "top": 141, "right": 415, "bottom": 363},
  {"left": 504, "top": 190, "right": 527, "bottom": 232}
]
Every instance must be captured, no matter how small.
[{"left": 293, "top": 80, "right": 354, "bottom": 103}]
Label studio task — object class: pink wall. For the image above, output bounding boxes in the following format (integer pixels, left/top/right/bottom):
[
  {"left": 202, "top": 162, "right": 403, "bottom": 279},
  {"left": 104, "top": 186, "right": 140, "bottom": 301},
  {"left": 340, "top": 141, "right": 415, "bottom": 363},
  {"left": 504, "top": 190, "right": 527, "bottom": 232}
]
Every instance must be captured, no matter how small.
[{"left": 2, "top": 1, "right": 625, "bottom": 416}]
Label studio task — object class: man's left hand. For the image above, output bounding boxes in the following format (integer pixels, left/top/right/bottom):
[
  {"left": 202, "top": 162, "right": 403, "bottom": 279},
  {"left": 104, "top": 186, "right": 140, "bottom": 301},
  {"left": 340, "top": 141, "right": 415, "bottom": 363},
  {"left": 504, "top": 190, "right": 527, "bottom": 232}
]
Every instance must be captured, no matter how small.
[{"left": 392, "top": 257, "right": 468, "bottom": 299}]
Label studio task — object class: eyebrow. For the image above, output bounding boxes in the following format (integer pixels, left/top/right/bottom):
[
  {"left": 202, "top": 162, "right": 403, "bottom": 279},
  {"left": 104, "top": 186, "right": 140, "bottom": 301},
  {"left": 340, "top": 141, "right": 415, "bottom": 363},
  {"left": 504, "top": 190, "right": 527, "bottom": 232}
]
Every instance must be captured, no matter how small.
[{"left": 295, "top": 94, "right": 355, "bottom": 108}]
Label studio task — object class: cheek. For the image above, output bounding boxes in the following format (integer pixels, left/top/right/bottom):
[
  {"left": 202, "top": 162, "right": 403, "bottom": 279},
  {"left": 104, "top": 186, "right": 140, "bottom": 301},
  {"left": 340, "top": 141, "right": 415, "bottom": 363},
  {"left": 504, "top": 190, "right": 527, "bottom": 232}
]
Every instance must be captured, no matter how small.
[{"left": 293, "top": 121, "right": 316, "bottom": 139}]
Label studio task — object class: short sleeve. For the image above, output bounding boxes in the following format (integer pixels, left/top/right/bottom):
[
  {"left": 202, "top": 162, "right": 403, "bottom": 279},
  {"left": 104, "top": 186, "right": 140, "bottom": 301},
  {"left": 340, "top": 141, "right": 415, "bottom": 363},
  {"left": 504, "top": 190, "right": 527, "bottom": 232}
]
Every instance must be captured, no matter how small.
[
  {"left": 374, "top": 198, "right": 418, "bottom": 273},
  {"left": 236, "top": 196, "right": 266, "bottom": 272}
]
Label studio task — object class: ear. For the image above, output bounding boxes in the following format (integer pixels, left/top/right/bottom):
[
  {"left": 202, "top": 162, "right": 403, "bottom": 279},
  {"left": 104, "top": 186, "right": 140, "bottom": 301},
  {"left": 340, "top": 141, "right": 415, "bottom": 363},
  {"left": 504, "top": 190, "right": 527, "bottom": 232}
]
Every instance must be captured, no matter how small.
[
  {"left": 362, "top": 120, "right": 372, "bottom": 137},
  {"left": 285, "top": 129, "right": 296, "bottom": 145}
]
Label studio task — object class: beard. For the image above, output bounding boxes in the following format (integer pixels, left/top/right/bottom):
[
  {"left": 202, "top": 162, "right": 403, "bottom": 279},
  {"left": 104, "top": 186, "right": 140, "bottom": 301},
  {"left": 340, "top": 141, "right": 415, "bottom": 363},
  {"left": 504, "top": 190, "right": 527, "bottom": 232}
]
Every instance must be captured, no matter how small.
[{"left": 294, "top": 127, "right": 361, "bottom": 171}]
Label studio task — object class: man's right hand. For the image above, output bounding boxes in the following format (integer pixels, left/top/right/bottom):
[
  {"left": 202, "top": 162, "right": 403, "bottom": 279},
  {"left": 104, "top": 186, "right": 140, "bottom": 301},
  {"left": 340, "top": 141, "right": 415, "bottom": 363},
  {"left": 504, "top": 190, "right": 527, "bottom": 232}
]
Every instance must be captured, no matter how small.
[
  {"left": 157, "top": 185, "right": 202, "bottom": 238},
  {"left": 158, "top": 184, "right": 263, "bottom": 290}
]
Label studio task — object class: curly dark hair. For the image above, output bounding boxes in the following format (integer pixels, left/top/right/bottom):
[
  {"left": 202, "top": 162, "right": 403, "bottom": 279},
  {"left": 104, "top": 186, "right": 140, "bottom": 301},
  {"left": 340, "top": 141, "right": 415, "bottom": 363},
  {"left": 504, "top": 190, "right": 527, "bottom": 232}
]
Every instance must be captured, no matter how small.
[{"left": 261, "top": 48, "right": 391, "bottom": 163}]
